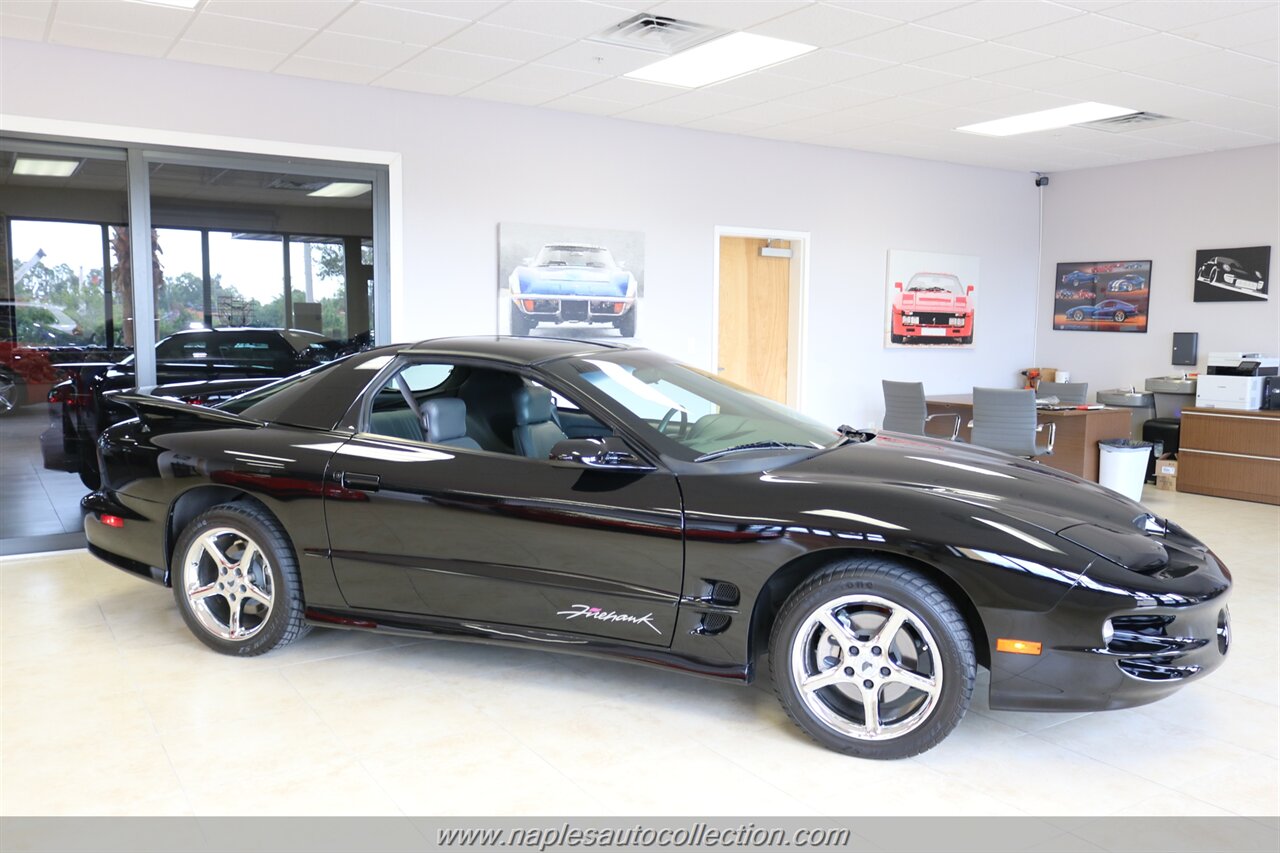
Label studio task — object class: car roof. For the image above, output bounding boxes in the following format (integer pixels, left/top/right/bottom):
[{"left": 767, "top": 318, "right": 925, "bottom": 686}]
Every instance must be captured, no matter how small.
[{"left": 400, "top": 335, "right": 632, "bottom": 365}]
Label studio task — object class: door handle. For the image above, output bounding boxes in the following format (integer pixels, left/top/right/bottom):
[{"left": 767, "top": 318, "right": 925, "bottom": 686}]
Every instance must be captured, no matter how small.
[{"left": 339, "top": 471, "right": 381, "bottom": 492}]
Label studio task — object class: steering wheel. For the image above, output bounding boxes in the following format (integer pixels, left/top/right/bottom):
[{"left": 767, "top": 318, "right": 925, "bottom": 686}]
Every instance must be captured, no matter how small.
[{"left": 657, "top": 407, "right": 689, "bottom": 438}]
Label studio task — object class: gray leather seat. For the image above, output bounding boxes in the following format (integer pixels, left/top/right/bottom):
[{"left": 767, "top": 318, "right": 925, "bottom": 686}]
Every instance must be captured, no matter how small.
[
  {"left": 971, "top": 387, "right": 1054, "bottom": 457},
  {"left": 458, "top": 370, "right": 524, "bottom": 454},
  {"left": 882, "top": 379, "right": 961, "bottom": 440},
  {"left": 512, "top": 386, "right": 567, "bottom": 459},
  {"left": 419, "top": 398, "right": 481, "bottom": 450},
  {"left": 368, "top": 409, "right": 423, "bottom": 442}
]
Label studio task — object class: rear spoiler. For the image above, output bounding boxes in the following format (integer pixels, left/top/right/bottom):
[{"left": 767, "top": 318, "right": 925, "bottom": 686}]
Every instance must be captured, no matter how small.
[{"left": 105, "top": 391, "right": 264, "bottom": 428}]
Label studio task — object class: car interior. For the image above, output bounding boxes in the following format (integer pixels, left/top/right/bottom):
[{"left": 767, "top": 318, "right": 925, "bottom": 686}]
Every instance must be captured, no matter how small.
[{"left": 365, "top": 363, "right": 613, "bottom": 458}]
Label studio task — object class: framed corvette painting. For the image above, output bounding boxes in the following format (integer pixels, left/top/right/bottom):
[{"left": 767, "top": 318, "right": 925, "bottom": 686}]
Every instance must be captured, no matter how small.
[{"left": 1053, "top": 260, "right": 1151, "bottom": 333}]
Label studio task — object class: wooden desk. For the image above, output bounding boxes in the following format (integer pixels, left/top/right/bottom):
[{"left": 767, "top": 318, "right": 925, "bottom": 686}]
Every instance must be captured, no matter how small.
[
  {"left": 1177, "top": 407, "right": 1280, "bottom": 505},
  {"left": 925, "top": 394, "right": 1132, "bottom": 482}
]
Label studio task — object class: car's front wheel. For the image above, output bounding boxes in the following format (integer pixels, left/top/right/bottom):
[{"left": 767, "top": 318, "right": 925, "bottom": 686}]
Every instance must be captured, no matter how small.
[
  {"left": 510, "top": 305, "right": 535, "bottom": 336},
  {"left": 0, "top": 369, "right": 19, "bottom": 416},
  {"left": 1069, "top": 309, "right": 1086, "bottom": 321},
  {"left": 172, "top": 502, "right": 309, "bottom": 656},
  {"left": 1113, "top": 310, "right": 1126, "bottom": 322},
  {"left": 769, "top": 558, "right": 974, "bottom": 759},
  {"left": 613, "top": 305, "right": 637, "bottom": 337}
]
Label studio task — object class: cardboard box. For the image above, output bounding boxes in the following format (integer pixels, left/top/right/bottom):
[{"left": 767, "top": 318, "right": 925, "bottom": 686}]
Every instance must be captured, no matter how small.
[
  {"left": 1155, "top": 453, "right": 1178, "bottom": 491},
  {"left": 1021, "top": 367, "right": 1060, "bottom": 390}
]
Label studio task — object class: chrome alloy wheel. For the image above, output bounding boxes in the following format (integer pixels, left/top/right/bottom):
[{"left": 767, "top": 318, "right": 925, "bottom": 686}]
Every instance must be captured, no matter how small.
[
  {"left": 0, "top": 375, "right": 16, "bottom": 413},
  {"left": 181, "top": 527, "right": 275, "bottom": 641},
  {"left": 789, "top": 594, "right": 942, "bottom": 742}
]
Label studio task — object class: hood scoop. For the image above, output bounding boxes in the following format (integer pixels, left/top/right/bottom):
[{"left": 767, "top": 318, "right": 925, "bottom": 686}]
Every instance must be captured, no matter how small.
[{"left": 1058, "top": 523, "right": 1169, "bottom": 574}]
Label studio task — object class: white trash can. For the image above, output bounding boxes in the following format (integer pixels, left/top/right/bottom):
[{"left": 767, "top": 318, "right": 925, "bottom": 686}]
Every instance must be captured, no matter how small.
[{"left": 1098, "top": 439, "right": 1154, "bottom": 502}]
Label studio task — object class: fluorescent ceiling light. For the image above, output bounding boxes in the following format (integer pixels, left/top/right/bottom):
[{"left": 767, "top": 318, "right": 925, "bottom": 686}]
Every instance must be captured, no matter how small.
[
  {"left": 13, "top": 157, "right": 81, "bottom": 178},
  {"left": 957, "top": 102, "right": 1139, "bottom": 137},
  {"left": 124, "top": 0, "right": 201, "bottom": 9},
  {"left": 308, "top": 182, "right": 372, "bottom": 198},
  {"left": 625, "top": 32, "right": 816, "bottom": 88}
]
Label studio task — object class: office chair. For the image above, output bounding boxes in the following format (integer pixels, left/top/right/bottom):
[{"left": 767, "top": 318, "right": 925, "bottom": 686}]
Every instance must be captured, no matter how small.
[
  {"left": 970, "top": 387, "right": 1055, "bottom": 458},
  {"left": 882, "top": 380, "right": 961, "bottom": 440},
  {"left": 1037, "top": 381, "right": 1089, "bottom": 405}
]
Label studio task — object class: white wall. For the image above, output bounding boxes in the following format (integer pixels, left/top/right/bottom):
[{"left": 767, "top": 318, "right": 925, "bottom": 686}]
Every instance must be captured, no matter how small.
[
  {"left": 1036, "top": 145, "right": 1279, "bottom": 395},
  {"left": 1, "top": 38, "right": 1041, "bottom": 428}
]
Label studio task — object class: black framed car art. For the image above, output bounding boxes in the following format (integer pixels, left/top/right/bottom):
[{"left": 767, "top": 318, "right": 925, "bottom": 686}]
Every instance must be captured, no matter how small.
[
  {"left": 84, "top": 337, "right": 1230, "bottom": 760},
  {"left": 1053, "top": 260, "right": 1152, "bottom": 333},
  {"left": 1194, "top": 246, "right": 1270, "bottom": 302}
]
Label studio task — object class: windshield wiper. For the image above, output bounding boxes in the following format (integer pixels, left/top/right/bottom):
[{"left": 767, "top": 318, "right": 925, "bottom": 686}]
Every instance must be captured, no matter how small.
[
  {"left": 695, "top": 441, "right": 814, "bottom": 462},
  {"left": 826, "top": 424, "right": 874, "bottom": 448}
]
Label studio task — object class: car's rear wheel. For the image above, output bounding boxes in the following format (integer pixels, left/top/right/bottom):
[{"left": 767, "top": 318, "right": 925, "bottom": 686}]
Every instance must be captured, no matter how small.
[
  {"left": 0, "top": 369, "right": 19, "bottom": 416},
  {"left": 172, "top": 502, "right": 309, "bottom": 656},
  {"left": 1113, "top": 310, "right": 1126, "bottom": 322},
  {"left": 1069, "top": 309, "right": 1086, "bottom": 321},
  {"left": 613, "top": 305, "right": 637, "bottom": 337},
  {"left": 769, "top": 558, "right": 974, "bottom": 759},
  {"left": 510, "top": 305, "right": 535, "bottom": 336}
]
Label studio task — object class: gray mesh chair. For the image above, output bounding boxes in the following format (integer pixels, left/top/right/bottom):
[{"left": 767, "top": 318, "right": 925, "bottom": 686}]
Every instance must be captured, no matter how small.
[
  {"left": 970, "top": 387, "right": 1055, "bottom": 458},
  {"left": 882, "top": 380, "right": 961, "bottom": 440},
  {"left": 1037, "top": 381, "right": 1089, "bottom": 405}
]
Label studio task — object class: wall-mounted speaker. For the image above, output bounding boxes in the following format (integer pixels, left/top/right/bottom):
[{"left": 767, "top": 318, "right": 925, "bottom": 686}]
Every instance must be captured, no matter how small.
[{"left": 1172, "top": 332, "right": 1198, "bottom": 366}]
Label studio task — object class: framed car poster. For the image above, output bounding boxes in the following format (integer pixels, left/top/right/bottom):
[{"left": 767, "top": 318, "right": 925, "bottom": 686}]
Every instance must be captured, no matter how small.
[
  {"left": 498, "top": 223, "right": 644, "bottom": 341},
  {"left": 1053, "top": 260, "right": 1151, "bottom": 333},
  {"left": 884, "top": 250, "right": 978, "bottom": 348},
  {"left": 1194, "top": 246, "right": 1270, "bottom": 302}
]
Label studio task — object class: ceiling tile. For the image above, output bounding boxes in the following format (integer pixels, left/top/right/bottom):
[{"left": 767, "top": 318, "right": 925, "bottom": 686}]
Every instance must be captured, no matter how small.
[
  {"left": 540, "top": 93, "right": 633, "bottom": 116},
  {"left": 717, "top": 100, "right": 822, "bottom": 125},
  {"left": 55, "top": 0, "right": 193, "bottom": 38},
  {"left": 768, "top": 104, "right": 883, "bottom": 134},
  {"left": 48, "top": 21, "right": 172, "bottom": 57},
  {"left": 913, "top": 42, "right": 1049, "bottom": 77},
  {"left": 683, "top": 115, "right": 773, "bottom": 134},
  {"left": 1135, "top": 49, "right": 1276, "bottom": 86},
  {"left": 2, "top": 1, "right": 51, "bottom": 20},
  {"left": 654, "top": 87, "right": 757, "bottom": 115},
  {"left": 1172, "top": 4, "right": 1280, "bottom": 48},
  {"left": 1101, "top": 1, "right": 1271, "bottom": 31},
  {"left": 181, "top": 13, "right": 315, "bottom": 54},
  {"left": 615, "top": 102, "right": 705, "bottom": 124},
  {"left": 0, "top": 13, "right": 46, "bottom": 40},
  {"left": 536, "top": 40, "right": 657, "bottom": 75},
  {"left": 489, "top": 62, "right": 609, "bottom": 95},
  {"left": 1123, "top": 119, "right": 1274, "bottom": 149},
  {"left": 373, "top": 68, "right": 476, "bottom": 95},
  {"left": 203, "top": 0, "right": 352, "bottom": 28},
  {"left": 573, "top": 76, "right": 679, "bottom": 106},
  {"left": 1068, "top": 33, "right": 1219, "bottom": 71},
  {"left": 1047, "top": 71, "right": 1236, "bottom": 117},
  {"left": 296, "top": 31, "right": 425, "bottom": 68},
  {"left": 361, "top": 0, "right": 506, "bottom": 21},
  {"left": 898, "top": 104, "right": 1004, "bottom": 130},
  {"left": 397, "top": 47, "right": 520, "bottom": 81},
  {"left": 998, "top": 13, "right": 1154, "bottom": 54},
  {"left": 1055, "top": 2, "right": 1128, "bottom": 11},
  {"left": 909, "top": 77, "right": 1029, "bottom": 107},
  {"left": 434, "top": 23, "right": 573, "bottom": 61},
  {"left": 847, "top": 63, "right": 966, "bottom": 96},
  {"left": 749, "top": 3, "right": 899, "bottom": 47},
  {"left": 746, "top": 124, "right": 827, "bottom": 143},
  {"left": 1190, "top": 68, "right": 1280, "bottom": 107},
  {"left": 462, "top": 81, "right": 557, "bottom": 106},
  {"left": 838, "top": 23, "right": 980, "bottom": 63},
  {"left": 916, "top": 1, "right": 1081, "bottom": 40},
  {"left": 328, "top": 3, "right": 469, "bottom": 45},
  {"left": 700, "top": 70, "right": 815, "bottom": 100},
  {"left": 1173, "top": 96, "right": 1278, "bottom": 137},
  {"left": 825, "top": 2, "right": 972, "bottom": 23},
  {"left": 982, "top": 57, "right": 1113, "bottom": 89},
  {"left": 646, "top": 0, "right": 811, "bottom": 30},
  {"left": 275, "top": 54, "right": 384, "bottom": 84},
  {"left": 1234, "top": 38, "right": 1278, "bottom": 62},
  {"left": 168, "top": 39, "right": 288, "bottom": 73},
  {"left": 764, "top": 48, "right": 893, "bottom": 84},
  {"left": 847, "top": 96, "right": 940, "bottom": 121},
  {"left": 480, "top": 1, "right": 635, "bottom": 39},
  {"left": 968, "top": 90, "right": 1080, "bottom": 116},
  {"left": 784, "top": 83, "right": 887, "bottom": 111}
]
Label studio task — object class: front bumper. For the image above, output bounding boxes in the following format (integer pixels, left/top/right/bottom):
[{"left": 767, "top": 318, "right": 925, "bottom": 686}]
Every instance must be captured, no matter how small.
[{"left": 513, "top": 293, "right": 636, "bottom": 323}]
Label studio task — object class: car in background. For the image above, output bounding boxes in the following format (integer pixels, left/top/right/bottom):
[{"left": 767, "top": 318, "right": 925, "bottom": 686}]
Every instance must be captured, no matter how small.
[
  {"left": 508, "top": 244, "right": 638, "bottom": 337},
  {"left": 1055, "top": 288, "right": 1094, "bottom": 301},
  {"left": 890, "top": 272, "right": 975, "bottom": 344},
  {"left": 1107, "top": 274, "right": 1146, "bottom": 292},
  {"left": 1060, "top": 270, "right": 1098, "bottom": 286},
  {"left": 1066, "top": 299, "right": 1140, "bottom": 323},
  {"left": 1197, "top": 257, "right": 1266, "bottom": 293},
  {"left": 44, "top": 327, "right": 347, "bottom": 488}
]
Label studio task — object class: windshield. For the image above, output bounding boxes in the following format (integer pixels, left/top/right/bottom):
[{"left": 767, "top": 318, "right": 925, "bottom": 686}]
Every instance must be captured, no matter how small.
[
  {"left": 534, "top": 246, "right": 616, "bottom": 269},
  {"left": 906, "top": 273, "right": 963, "bottom": 294},
  {"left": 560, "top": 351, "right": 835, "bottom": 461}
]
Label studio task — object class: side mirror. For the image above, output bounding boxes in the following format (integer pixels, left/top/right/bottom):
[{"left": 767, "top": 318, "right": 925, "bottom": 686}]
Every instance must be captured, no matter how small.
[
  {"left": 550, "top": 437, "right": 654, "bottom": 471},
  {"left": 966, "top": 285, "right": 975, "bottom": 294},
  {"left": 894, "top": 281, "right": 903, "bottom": 291}
]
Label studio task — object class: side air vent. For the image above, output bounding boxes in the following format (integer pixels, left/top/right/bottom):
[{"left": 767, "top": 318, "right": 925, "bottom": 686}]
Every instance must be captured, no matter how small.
[
  {"left": 702, "top": 580, "right": 740, "bottom": 606},
  {"left": 589, "top": 14, "right": 726, "bottom": 55},
  {"left": 1079, "top": 112, "right": 1183, "bottom": 133},
  {"left": 695, "top": 612, "right": 732, "bottom": 635}
]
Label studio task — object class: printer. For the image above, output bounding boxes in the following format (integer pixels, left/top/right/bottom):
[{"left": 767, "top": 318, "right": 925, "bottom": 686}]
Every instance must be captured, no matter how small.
[{"left": 1195, "top": 353, "right": 1279, "bottom": 410}]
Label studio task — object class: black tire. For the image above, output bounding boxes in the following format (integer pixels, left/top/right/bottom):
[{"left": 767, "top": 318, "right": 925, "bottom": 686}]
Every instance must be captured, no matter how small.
[
  {"left": 510, "top": 305, "right": 535, "bottom": 336},
  {"left": 78, "top": 438, "right": 102, "bottom": 491},
  {"left": 1209, "top": 268, "right": 1219, "bottom": 284},
  {"left": 769, "top": 557, "right": 974, "bottom": 759},
  {"left": 1113, "top": 310, "right": 1126, "bottom": 323},
  {"left": 890, "top": 334, "right": 905, "bottom": 344},
  {"left": 958, "top": 335, "right": 973, "bottom": 345},
  {"left": 1069, "top": 309, "right": 1086, "bottom": 321},
  {"left": 0, "top": 369, "right": 19, "bottom": 416},
  {"left": 613, "top": 305, "right": 637, "bottom": 338},
  {"left": 171, "top": 502, "right": 309, "bottom": 656}
]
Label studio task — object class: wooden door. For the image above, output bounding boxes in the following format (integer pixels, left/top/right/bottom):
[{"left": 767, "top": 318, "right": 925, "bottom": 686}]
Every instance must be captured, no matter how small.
[{"left": 717, "top": 236, "right": 791, "bottom": 403}]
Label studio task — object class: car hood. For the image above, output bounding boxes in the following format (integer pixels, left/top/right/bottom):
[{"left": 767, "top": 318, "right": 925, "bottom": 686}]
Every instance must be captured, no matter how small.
[
  {"left": 780, "top": 431, "right": 1147, "bottom": 537},
  {"left": 897, "top": 291, "right": 969, "bottom": 310},
  {"left": 525, "top": 266, "right": 617, "bottom": 283}
]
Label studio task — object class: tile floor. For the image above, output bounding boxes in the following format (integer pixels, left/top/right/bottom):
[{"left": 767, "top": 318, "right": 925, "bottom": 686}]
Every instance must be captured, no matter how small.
[
  {"left": 1, "top": 488, "right": 1276, "bottom": 816},
  {"left": 0, "top": 406, "right": 88, "bottom": 554}
]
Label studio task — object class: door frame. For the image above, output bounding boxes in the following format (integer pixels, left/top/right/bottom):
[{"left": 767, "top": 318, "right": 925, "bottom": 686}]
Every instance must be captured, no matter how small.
[{"left": 712, "top": 226, "right": 810, "bottom": 409}]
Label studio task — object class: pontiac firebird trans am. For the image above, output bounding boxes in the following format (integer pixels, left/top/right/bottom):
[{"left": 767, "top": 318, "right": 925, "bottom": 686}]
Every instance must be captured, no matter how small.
[{"left": 84, "top": 337, "right": 1231, "bottom": 759}]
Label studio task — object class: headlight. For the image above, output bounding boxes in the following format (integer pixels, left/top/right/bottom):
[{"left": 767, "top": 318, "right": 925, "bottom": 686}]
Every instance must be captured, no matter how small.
[
  {"left": 902, "top": 315, "right": 919, "bottom": 325},
  {"left": 1224, "top": 274, "right": 1235, "bottom": 283},
  {"left": 948, "top": 317, "right": 966, "bottom": 326},
  {"left": 1102, "top": 619, "right": 1115, "bottom": 646}
]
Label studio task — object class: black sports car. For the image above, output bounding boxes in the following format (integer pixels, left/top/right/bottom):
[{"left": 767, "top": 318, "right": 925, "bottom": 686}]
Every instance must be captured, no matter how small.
[
  {"left": 84, "top": 337, "right": 1231, "bottom": 758},
  {"left": 1197, "top": 256, "right": 1266, "bottom": 294}
]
